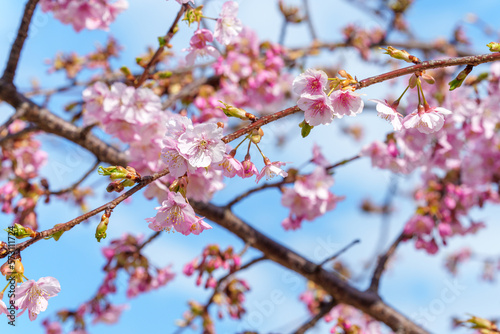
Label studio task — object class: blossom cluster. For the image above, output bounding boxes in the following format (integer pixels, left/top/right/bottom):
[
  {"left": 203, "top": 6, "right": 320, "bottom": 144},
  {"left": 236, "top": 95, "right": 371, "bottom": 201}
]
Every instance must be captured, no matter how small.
[
  {"left": 40, "top": 234, "right": 175, "bottom": 331},
  {"left": 281, "top": 166, "right": 344, "bottom": 230},
  {"left": 300, "top": 282, "right": 382, "bottom": 334},
  {"left": 0, "top": 120, "right": 47, "bottom": 230},
  {"left": 362, "top": 63, "right": 500, "bottom": 253},
  {"left": 211, "top": 27, "right": 292, "bottom": 113},
  {"left": 293, "top": 69, "right": 364, "bottom": 126},
  {"left": 183, "top": 244, "right": 241, "bottom": 288},
  {"left": 39, "top": 0, "right": 128, "bottom": 32}
]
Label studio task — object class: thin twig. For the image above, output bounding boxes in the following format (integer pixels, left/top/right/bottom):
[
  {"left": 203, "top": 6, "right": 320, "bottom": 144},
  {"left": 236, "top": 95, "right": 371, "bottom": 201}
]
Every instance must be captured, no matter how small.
[
  {"left": 279, "top": 20, "right": 288, "bottom": 46},
  {"left": 175, "top": 256, "right": 267, "bottom": 334},
  {"left": 0, "top": 126, "right": 39, "bottom": 146},
  {"left": 226, "top": 180, "right": 288, "bottom": 208},
  {"left": 48, "top": 160, "right": 100, "bottom": 195},
  {"left": 134, "top": 4, "right": 189, "bottom": 88},
  {"left": 302, "top": 0, "right": 317, "bottom": 40},
  {"left": 326, "top": 155, "right": 361, "bottom": 171},
  {"left": 2, "top": 0, "right": 40, "bottom": 83},
  {"left": 369, "top": 232, "right": 405, "bottom": 293},
  {"left": 1, "top": 168, "right": 171, "bottom": 258},
  {"left": 318, "top": 239, "right": 360, "bottom": 268},
  {"left": 293, "top": 299, "right": 337, "bottom": 334},
  {"left": 137, "top": 231, "right": 162, "bottom": 251}
]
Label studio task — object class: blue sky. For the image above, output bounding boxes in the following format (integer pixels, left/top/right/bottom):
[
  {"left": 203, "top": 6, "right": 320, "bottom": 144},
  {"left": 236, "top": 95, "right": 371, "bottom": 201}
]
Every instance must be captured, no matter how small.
[{"left": 1, "top": 0, "right": 500, "bottom": 333}]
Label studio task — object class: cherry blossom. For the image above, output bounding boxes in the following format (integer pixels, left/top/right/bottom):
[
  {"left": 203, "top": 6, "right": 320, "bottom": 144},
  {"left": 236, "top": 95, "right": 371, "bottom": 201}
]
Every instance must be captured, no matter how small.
[
  {"left": 92, "top": 304, "right": 129, "bottom": 324},
  {"left": 297, "top": 93, "right": 335, "bottom": 126},
  {"left": 40, "top": 0, "right": 128, "bottom": 32},
  {"left": 146, "top": 191, "right": 212, "bottom": 235},
  {"left": 241, "top": 155, "right": 259, "bottom": 179},
  {"left": 330, "top": 89, "right": 364, "bottom": 118},
  {"left": 214, "top": 1, "right": 243, "bottom": 45},
  {"left": 281, "top": 167, "right": 344, "bottom": 230},
  {"left": 0, "top": 298, "right": 7, "bottom": 316},
  {"left": 403, "top": 104, "right": 452, "bottom": 134},
  {"left": 13, "top": 276, "right": 61, "bottom": 321},
  {"left": 292, "top": 69, "right": 328, "bottom": 96},
  {"left": 177, "top": 123, "right": 226, "bottom": 168},
  {"left": 184, "top": 29, "right": 221, "bottom": 66},
  {"left": 255, "top": 159, "right": 288, "bottom": 183},
  {"left": 217, "top": 151, "right": 244, "bottom": 178},
  {"left": 371, "top": 99, "right": 403, "bottom": 131}
]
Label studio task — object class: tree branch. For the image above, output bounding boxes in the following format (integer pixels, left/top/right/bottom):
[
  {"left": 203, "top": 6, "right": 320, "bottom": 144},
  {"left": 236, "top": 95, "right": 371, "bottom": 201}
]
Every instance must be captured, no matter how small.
[
  {"left": 292, "top": 299, "right": 337, "bottom": 334},
  {"left": 134, "top": 4, "right": 189, "bottom": 88},
  {"left": 192, "top": 201, "right": 429, "bottom": 334},
  {"left": 48, "top": 160, "right": 100, "bottom": 196},
  {"left": 357, "top": 52, "right": 500, "bottom": 89},
  {"left": 2, "top": 168, "right": 170, "bottom": 257},
  {"left": 369, "top": 232, "right": 405, "bottom": 294},
  {"left": 2, "top": 0, "right": 40, "bottom": 84}
]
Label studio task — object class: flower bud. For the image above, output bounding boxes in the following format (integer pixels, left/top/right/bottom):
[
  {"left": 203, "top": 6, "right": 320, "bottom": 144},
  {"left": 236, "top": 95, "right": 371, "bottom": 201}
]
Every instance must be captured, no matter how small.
[
  {"left": 98, "top": 166, "right": 128, "bottom": 180},
  {"left": 5, "top": 223, "right": 37, "bottom": 239},
  {"left": 0, "top": 241, "right": 8, "bottom": 257},
  {"left": 218, "top": 101, "right": 255, "bottom": 121},
  {"left": 381, "top": 46, "right": 419, "bottom": 63},
  {"left": 299, "top": 120, "right": 313, "bottom": 138},
  {"left": 95, "top": 214, "right": 109, "bottom": 243},
  {"left": 250, "top": 128, "right": 264, "bottom": 144},
  {"left": 486, "top": 42, "right": 500, "bottom": 52}
]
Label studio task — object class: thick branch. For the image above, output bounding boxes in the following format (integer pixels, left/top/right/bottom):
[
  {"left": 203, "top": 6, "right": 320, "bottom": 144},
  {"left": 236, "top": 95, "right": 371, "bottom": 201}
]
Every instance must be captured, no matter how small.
[
  {"left": 192, "top": 201, "right": 429, "bottom": 334},
  {"left": 2, "top": 0, "right": 40, "bottom": 84},
  {"left": 0, "top": 79, "right": 128, "bottom": 166}
]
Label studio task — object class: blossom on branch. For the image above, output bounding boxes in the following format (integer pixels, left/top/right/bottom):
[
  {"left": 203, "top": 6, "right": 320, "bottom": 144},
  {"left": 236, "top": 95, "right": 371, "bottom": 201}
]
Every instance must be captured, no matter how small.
[
  {"left": 214, "top": 1, "right": 243, "bottom": 45},
  {"left": 403, "top": 104, "right": 452, "bottom": 134},
  {"left": 13, "top": 277, "right": 61, "bottom": 321},
  {"left": 146, "top": 191, "right": 212, "bottom": 235},
  {"left": 297, "top": 93, "right": 335, "bottom": 126},
  {"left": 184, "top": 29, "right": 221, "bottom": 66},
  {"left": 40, "top": 0, "right": 128, "bottom": 32}
]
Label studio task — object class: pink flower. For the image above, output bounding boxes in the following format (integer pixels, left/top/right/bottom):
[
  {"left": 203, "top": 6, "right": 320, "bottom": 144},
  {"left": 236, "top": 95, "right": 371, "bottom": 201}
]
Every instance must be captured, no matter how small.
[
  {"left": 146, "top": 191, "right": 212, "bottom": 235},
  {"left": 40, "top": 0, "right": 128, "bottom": 32},
  {"left": 92, "top": 304, "right": 129, "bottom": 324},
  {"left": 150, "top": 266, "right": 176, "bottom": 289},
  {"left": 292, "top": 69, "right": 328, "bottom": 96},
  {"left": 13, "top": 276, "right": 61, "bottom": 321},
  {"left": 415, "top": 237, "right": 439, "bottom": 254},
  {"left": 281, "top": 215, "right": 304, "bottom": 231},
  {"left": 184, "top": 29, "right": 221, "bottom": 66},
  {"left": 371, "top": 99, "right": 403, "bottom": 131},
  {"left": 311, "top": 143, "right": 330, "bottom": 167},
  {"left": 42, "top": 319, "right": 63, "bottom": 334},
  {"left": 161, "top": 137, "right": 190, "bottom": 178},
  {"left": 177, "top": 123, "right": 225, "bottom": 168},
  {"left": 403, "top": 104, "right": 452, "bottom": 134},
  {"left": 241, "top": 156, "right": 259, "bottom": 178},
  {"left": 0, "top": 298, "right": 8, "bottom": 316},
  {"left": 403, "top": 215, "right": 434, "bottom": 236},
  {"left": 330, "top": 90, "right": 364, "bottom": 118},
  {"left": 297, "top": 93, "right": 335, "bottom": 126},
  {"left": 217, "top": 152, "right": 244, "bottom": 178},
  {"left": 256, "top": 159, "right": 288, "bottom": 183},
  {"left": 214, "top": 1, "right": 243, "bottom": 45}
]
